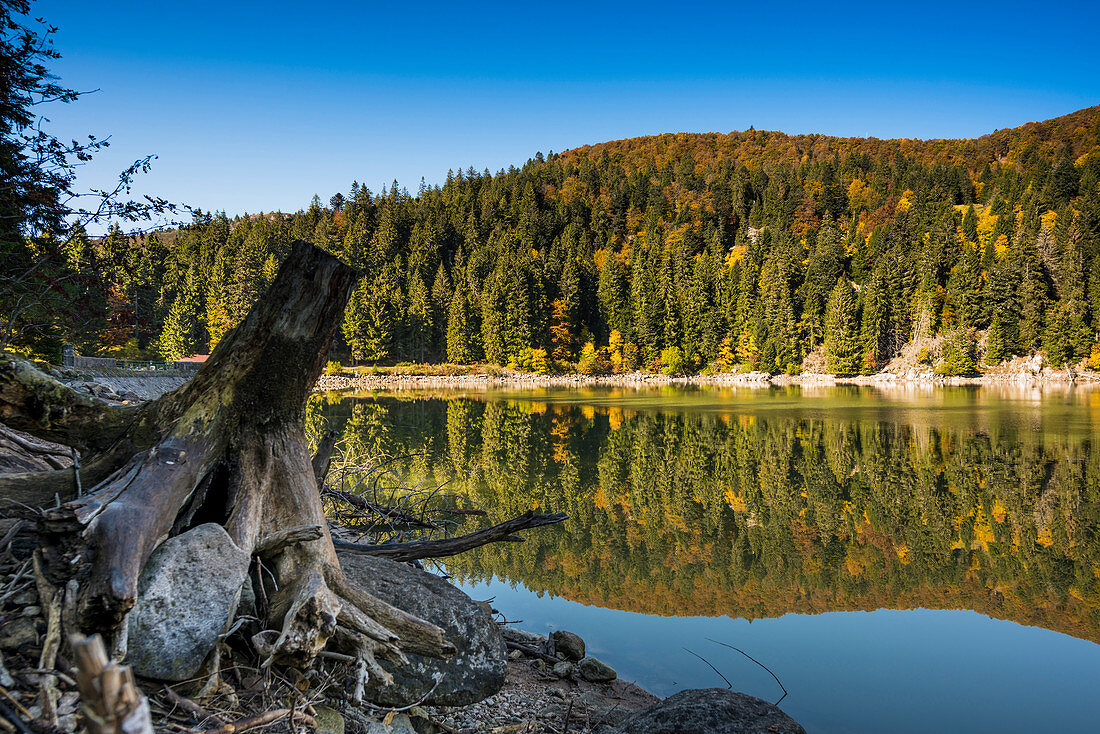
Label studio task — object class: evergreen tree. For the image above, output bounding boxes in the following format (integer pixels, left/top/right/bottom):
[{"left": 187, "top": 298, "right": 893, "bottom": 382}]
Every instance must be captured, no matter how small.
[
  {"left": 859, "top": 272, "right": 890, "bottom": 372},
  {"left": 157, "top": 266, "right": 202, "bottom": 361},
  {"left": 447, "top": 275, "right": 479, "bottom": 364},
  {"left": 824, "top": 278, "right": 862, "bottom": 374}
]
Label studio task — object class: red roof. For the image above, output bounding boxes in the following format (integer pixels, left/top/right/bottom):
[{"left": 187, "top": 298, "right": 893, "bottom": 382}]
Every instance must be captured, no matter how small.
[{"left": 178, "top": 354, "right": 209, "bottom": 363}]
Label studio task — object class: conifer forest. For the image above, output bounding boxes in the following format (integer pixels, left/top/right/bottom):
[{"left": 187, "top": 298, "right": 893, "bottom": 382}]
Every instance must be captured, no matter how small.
[{"left": 8, "top": 106, "right": 1100, "bottom": 376}]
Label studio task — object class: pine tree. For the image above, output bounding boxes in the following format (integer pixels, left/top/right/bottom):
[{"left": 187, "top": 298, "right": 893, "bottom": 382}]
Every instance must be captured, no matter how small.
[
  {"left": 431, "top": 264, "right": 453, "bottom": 359},
  {"left": 158, "top": 267, "right": 201, "bottom": 361},
  {"left": 447, "top": 277, "right": 479, "bottom": 364},
  {"left": 407, "top": 272, "right": 433, "bottom": 363},
  {"left": 824, "top": 278, "right": 862, "bottom": 374},
  {"left": 598, "top": 248, "right": 631, "bottom": 341},
  {"left": 859, "top": 272, "right": 890, "bottom": 373}
]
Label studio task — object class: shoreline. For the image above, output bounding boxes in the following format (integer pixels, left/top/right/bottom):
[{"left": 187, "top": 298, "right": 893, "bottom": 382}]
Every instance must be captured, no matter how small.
[{"left": 314, "top": 367, "right": 1100, "bottom": 392}]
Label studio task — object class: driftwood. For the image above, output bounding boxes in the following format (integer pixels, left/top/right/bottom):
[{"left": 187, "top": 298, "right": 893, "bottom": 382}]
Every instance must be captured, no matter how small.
[
  {"left": 199, "top": 708, "right": 315, "bottom": 734},
  {"left": 0, "top": 425, "right": 69, "bottom": 470},
  {"left": 72, "top": 635, "right": 152, "bottom": 734},
  {"left": 335, "top": 511, "right": 568, "bottom": 562},
  {"left": 504, "top": 640, "right": 562, "bottom": 665},
  {"left": 1, "top": 241, "right": 457, "bottom": 683}
]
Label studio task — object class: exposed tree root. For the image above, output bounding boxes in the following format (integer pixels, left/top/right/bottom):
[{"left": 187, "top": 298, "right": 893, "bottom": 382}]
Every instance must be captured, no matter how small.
[{"left": 2, "top": 241, "right": 456, "bottom": 687}]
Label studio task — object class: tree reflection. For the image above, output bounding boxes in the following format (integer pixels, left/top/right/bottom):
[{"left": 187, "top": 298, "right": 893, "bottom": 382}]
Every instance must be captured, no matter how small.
[{"left": 311, "top": 389, "right": 1100, "bottom": 644}]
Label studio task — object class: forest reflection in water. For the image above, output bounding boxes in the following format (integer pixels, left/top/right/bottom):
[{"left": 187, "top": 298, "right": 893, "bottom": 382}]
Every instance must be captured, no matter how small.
[{"left": 309, "top": 384, "right": 1100, "bottom": 731}]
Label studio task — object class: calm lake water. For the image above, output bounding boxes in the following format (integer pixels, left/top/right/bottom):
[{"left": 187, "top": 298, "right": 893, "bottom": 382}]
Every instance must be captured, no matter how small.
[{"left": 313, "top": 384, "right": 1100, "bottom": 733}]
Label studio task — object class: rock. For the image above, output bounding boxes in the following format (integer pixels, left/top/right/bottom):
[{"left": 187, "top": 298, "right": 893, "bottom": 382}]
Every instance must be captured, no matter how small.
[
  {"left": 338, "top": 552, "right": 507, "bottom": 707},
  {"left": 363, "top": 712, "right": 419, "bottom": 734},
  {"left": 0, "top": 616, "right": 37, "bottom": 649},
  {"left": 126, "top": 523, "right": 250, "bottom": 680},
  {"left": 550, "top": 629, "right": 585, "bottom": 661},
  {"left": 552, "top": 661, "right": 574, "bottom": 679},
  {"left": 501, "top": 626, "right": 547, "bottom": 646},
  {"left": 508, "top": 649, "right": 524, "bottom": 660},
  {"left": 577, "top": 656, "right": 617, "bottom": 683},
  {"left": 575, "top": 690, "right": 637, "bottom": 727},
  {"left": 313, "top": 706, "right": 345, "bottom": 734},
  {"left": 615, "top": 688, "right": 805, "bottom": 734}
]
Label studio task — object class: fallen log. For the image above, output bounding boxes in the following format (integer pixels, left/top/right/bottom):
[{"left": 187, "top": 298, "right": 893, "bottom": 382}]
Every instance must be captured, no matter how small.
[{"left": 334, "top": 511, "right": 568, "bottom": 562}]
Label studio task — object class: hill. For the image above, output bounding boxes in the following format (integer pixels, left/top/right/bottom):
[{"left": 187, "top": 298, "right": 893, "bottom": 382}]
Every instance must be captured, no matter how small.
[{"left": 14, "top": 105, "right": 1100, "bottom": 376}]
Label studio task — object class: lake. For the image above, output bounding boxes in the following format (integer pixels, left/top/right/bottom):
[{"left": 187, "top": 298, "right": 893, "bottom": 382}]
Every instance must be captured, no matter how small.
[{"left": 311, "top": 384, "right": 1100, "bottom": 733}]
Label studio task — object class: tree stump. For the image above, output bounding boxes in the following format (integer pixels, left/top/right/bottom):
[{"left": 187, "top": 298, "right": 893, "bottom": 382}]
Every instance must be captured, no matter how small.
[{"left": 1, "top": 241, "right": 453, "bottom": 684}]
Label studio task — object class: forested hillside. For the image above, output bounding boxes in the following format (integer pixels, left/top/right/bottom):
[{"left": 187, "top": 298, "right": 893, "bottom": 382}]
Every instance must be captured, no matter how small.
[{"left": 16, "top": 105, "right": 1100, "bottom": 375}]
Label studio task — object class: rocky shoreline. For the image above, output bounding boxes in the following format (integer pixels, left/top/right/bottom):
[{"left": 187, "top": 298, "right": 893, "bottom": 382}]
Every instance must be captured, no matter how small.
[
  {"left": 35, "top": 357, "right": 1100, "bottom": 396},
  {"left": 0, "top": 517, "right": 803, "bottom": 734},
  {"left": 314, "top": 365, "right": 1100, "bottom": 393}
]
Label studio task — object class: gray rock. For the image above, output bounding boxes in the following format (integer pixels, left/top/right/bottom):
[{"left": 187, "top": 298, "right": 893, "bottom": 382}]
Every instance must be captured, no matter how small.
[
  {"left": 339, "top": 552, "right": 507, "bottom": 707},
  {"left": 552, "top": 661, "right": 574, "bottom": 679},
  {"left": 501, "top": 626, "right": 547, "bottom": 646},
  {"left": 577, "top": 656, "right": 617, "bottom": 683},
  {"left": 0, "top": 617, "right": 37, "bottom": 650},
  {"left": 363, "top": 713, "right": 418, "bottom": 734},
  {"left": 126, "top": 523, "right": 250, "bottom": 680},
  {"left": 614, "top": 688, "right": 805, "bottom": 734},
  {"left": 551, "top": 629, "right": 585, "bottom": 661}
]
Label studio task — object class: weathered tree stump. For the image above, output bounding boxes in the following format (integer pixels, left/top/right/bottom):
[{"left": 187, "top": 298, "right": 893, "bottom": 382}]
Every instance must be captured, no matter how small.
[{"left": 0, "top": 241, "right": 453, "bottom": 684}]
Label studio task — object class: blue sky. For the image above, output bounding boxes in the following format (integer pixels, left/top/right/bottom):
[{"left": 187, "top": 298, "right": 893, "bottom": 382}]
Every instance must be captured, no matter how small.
[{"left": 36, "top": 0, "right": 1100, "bottom": 222}]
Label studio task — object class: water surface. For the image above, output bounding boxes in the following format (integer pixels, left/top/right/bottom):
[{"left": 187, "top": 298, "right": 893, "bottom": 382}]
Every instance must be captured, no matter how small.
[{"left": 312, "top": 385, "right": 1100, "bottom": 733}]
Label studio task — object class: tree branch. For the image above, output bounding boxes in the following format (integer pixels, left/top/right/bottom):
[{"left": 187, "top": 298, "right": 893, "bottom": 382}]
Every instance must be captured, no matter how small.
[{"left": 333, "top": 511, "right": 568, "bottom": 562}]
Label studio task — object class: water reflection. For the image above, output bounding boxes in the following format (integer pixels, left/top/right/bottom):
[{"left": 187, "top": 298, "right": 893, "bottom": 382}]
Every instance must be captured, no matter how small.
[{"left": 309, "top": 385, "right": 1100, "bottom": 645}]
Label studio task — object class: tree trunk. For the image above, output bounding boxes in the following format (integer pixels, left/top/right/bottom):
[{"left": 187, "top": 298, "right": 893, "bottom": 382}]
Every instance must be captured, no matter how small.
[{"left": 1, "top": 241, "right": 453, "bottom": 679}]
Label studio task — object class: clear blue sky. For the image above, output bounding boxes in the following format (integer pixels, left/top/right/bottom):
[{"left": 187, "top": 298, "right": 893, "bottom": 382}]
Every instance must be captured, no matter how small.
[{"left": 36, "top": 0, "right": 1100, "bottom": 223}]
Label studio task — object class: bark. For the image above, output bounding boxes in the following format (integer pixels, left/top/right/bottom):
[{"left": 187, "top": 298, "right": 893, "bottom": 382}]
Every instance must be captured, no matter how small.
[{"left": 3, "top": 241, "right": 455, "bottom": 678}]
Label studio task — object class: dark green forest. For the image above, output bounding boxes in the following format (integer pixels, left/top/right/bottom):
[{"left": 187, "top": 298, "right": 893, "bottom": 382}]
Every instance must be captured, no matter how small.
[{"left": 10, "top": 105, "right": 1100, "bottom": 375}]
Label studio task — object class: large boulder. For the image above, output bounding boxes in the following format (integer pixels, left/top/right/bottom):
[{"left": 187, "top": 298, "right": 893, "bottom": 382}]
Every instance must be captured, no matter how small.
[
  {"left": 577, "top": 656, "right": 617, "bottom": 683},
  {"left": 550, "top": 629, "right": 585, "bottom": 661},
  {"left": 338, "top": 552, "right": 507, "bottom": 707},
  {"left": 126, "top": 523, "right": 250, "bottom": 680},
  {"left": 614, "top": 688, "right": 805, "bottom": 734}
]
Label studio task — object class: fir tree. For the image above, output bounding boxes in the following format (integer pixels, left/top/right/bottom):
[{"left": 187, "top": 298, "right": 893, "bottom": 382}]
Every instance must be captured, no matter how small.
[
  {"left": 446, "top": 275, "right": 479, "bottom": 364},
  {"left": 824, "top": 278, "right": 862, "bottom": 374}
]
